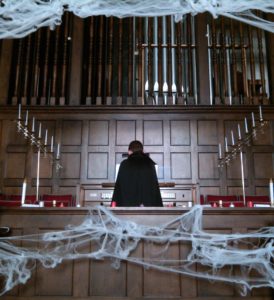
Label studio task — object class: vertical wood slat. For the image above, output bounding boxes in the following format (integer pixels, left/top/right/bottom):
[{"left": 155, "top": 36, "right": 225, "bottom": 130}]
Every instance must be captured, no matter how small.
[
  {"left": 256, "top": 28, "right": 266, "bottom": 104},
  {"left": 230, "top": 19, "right": 239, "bottom": 102},
  {"left": 248, "top": 27, "right": 256, "bottom": 104},
  {"left": 239, "top": 23, "right": 249, "bottom": 102}
]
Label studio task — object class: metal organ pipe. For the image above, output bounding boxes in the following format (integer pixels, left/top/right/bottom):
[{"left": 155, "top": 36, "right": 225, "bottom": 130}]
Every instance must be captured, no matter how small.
[
  {"left": 170, "top": 16, "right": 177, "bottom": 105},
  {"left": 207, "top": 24, "right": 214, "bottom": 105},
  {"left": 191, "top": 16, "right": 198, "bottom": 105},
  {"left": 162, "top": 16, "right": 168, "bottom": 105},
  {"left": 226, "top": 36, "right": 232, "bottom": 105},
  {"left": 153, "top": 17, "right": 159, "bottom": 105},
  {"left": 144, "top": 17, "right": 149, "bottom": 101}
]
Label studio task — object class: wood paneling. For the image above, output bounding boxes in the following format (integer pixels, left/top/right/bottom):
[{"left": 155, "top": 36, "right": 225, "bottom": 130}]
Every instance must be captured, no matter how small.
[
  {"left": 171, "top": 152, "right": 192, "bottom": 179},
  {"left": 253, "top": 153, "right": 273, "bottom": 179},
  {"left": 0, "top": 208, "right": 273, "bottom": 300},
  {"left": 116, "top": 120, "right": 136, "bottom": 146},
  {"left": 198, "top": 152, "right": 219, "bottom": 179},
  {"left": 62, "top": 120, "right": 82, "bottom": 145},
  {"left": 0, "top": 107, "right": 273, "bottom": 198},
  {"left": 88, "top": 152, "right": 108, "bottom": 179},
  {"left": 89, "top": 120, "right": 109, "bottom": 146},
  {"left": 143, "top": 120, "right": 163, "bottom": 146},
  {"left": 170, "top": 120, "right": 190, "bottom": 146},
  {"left": 197, "top": 120, "right": 218, "bottom": 145}
]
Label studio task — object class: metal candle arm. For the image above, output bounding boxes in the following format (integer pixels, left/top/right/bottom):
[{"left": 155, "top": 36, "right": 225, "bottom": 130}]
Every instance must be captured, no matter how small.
[
  {"left": 218, "top": 118, "right": 268, "bottom": 168},
  {"left": 16, "top": 117, "right": 62, "bottom": 171}
]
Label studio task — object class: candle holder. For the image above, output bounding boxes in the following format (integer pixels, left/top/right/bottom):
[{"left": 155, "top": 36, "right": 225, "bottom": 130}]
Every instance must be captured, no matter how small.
[
  {"left": 16, "top": 107, "right": 63, "bottom": 202},
  {"left": 218, "top": 109, "right": 269, "bottom": 206}
]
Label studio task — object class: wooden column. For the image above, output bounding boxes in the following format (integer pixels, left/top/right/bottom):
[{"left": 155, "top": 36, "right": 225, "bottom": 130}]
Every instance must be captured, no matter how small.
[
  {"left": 195, "top": 14, "right": 211, "bottom": 105},
  {"left": 266, "top": 14, "right": 274, "bottom": 104},
  {"left": 69, "top": 16, "right": 84, "bottom": 105},
  {"left": 0, "top": 40, "right": 13, "bottom": 105}
]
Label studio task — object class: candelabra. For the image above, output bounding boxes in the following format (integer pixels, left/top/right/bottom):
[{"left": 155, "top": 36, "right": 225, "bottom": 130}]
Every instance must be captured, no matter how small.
[
  {"left": 16, "top": 104, "right": 62, "bottom": 204},
  {"left": 217, "top": 106, "right": 269, "bottom": 205}
]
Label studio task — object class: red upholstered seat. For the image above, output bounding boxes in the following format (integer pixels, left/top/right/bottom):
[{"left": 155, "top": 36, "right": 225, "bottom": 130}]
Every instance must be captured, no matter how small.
[
  {"left": 239, "top": 195, "right": 270, "bottom": 203},
  {"left": 0, "top": 194, "right": 6, "bottom": 200},
  {"left": 7, "top": 195, "right": 37, "bottom": 203},
  {"left": 199, "top": 195, "right": 205, "bottom": 204},
  {"left": 41, "top": 195, "right": 74, "bottom": 207},
  {"left": 206, "top": 195, "right": 238, "bottom": 203},
  {"left": 0, "top": 200, "right": 21, "bottom": 207},
  {"left": 221, "top": 201, "right": 245, "bottom": 207}
]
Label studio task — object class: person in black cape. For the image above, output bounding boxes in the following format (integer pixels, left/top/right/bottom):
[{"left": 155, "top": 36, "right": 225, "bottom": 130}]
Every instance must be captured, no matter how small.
[{"left": 112, "top": 140, "right": 163, "bottom": 207}]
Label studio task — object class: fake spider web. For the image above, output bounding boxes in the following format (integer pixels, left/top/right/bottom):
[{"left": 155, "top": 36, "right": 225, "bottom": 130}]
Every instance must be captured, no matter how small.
[
  {"left": 0, "top": 205, "right": 273, "bottom": 296},
  {"left": 0, "top": 0, "right": 273, "bottom": 38}
]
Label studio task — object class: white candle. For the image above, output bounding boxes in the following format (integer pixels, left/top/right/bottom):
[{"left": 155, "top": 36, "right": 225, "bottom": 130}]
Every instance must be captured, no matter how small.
[
  {"left": 57, "top": 143, "right": 60, "bottom": 159},
  {"left": 244, "top": 117, "right": 248, "bottom": 134},
  {"left": 32, "top": 117, "right": 35, "bottom": 132},
  {"left": 231, "top": 130, "right": 235, "bottom": 145},
  {"left": 25, "top": 110, "right": 28, "bottom": 126},
  {"left": 18, "top": 103, "right": 21, "bottom": 120},
  {"left": 224, "top": 137, "right": 228, "bottom": 152},
  {"left": 270, "top": 178, "right": 274, "bottom": 206},
  {"left": 50, "top": 136, "right": 54, "bottom": 152},
  {"left": 237, "top": 124, "right": 242, "bottom": 140},
  {"left": 251, "top": 112, "right": 255, "bottom": 127},
  {"left": 218, "top": 143, "right": 222, "bottom": 159},
  {"left": 21, "top": 178, "right": 27, "bottom": 206},
  {"left": 44, "top": 129, "right": 48, "bottom": 145},
  {"left": 38, "top": 123, "right": 42, "bottom": 138},
  {"left": 259, "top": 105, "right": 263, "bottom": 121}
]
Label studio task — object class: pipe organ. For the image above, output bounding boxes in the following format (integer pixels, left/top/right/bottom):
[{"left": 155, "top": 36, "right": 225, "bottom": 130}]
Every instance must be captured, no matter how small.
[{"left": 1, "top": 14, "right": 272, "bottom": 106}]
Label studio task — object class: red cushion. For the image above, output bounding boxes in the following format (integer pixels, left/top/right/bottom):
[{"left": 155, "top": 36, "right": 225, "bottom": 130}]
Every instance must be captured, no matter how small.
[
  {"left": 0, "top": 194, "right": 6, "bottom": 200},
  {"left": 207, "top": 195, "right": 238, "bottom": 203},
  {"left": 239, "top": 195, "right": 270, "bottom": 203},
  {"left": 7, "top": 195, "right": 38, "bottom": 203},
  {"left": 200, "top": 195, "right": 205, "bottom": 204},
  {"left": 0, "top": 200, "right": 21, "bottom": 207}
]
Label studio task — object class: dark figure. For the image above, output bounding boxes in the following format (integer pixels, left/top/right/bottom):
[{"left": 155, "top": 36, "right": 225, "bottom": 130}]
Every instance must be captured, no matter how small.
[{"left": 112, "top": 140, "right": 163, "bottom": 207}]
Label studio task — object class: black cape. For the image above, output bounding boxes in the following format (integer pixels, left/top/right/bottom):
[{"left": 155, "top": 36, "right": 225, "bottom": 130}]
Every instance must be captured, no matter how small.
[{"left": 112, "top": 152, "right": 163, "bottom": 207}]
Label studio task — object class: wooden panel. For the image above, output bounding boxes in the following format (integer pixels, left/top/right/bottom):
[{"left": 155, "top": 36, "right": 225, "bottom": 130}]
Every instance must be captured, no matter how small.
[
  {"left": 224, "top": 120, "right": 243, "bottom": 145},
  {"left": 60, "top": 153, "right": 81, "bottom": 179},
  {"left": 6, "top": 153, "right": 26, "bottom": 179},
  {"left": 197, "top": 229, "right": 234, "bottom": 297},
  {"left": 116, "top": 120, "right": 136, "bottom": 146},
  {"left": 170, "top": 120, "right": 190, "bottom": 146},
  {"left": 252, "top": 123, "right": 272, "bottom": 145},
  {"left": 143, "top": 242, "right": 181, "bottom": 297},
  {"left": 90, "top": 257, "right": 127, "bottom": 296},
  {"left": 62, "top": 120, "right": 82, "bottom": 145},
  {"left": 197, "top": 120, "right": 218, "bottom": 145},
  {"left": 7, "top": 120, "right": 26, "bottom": 145},
  {"left": 226, "top": 153, "right": 247, "bottom": 179},
  {"left": 198, "top": 152, "right": 219, "bottom": 179},
  {"left": 200, "top": 186, "right": 220, "bottom": 198},
  {"left": 253, "top": 153, "right": 273, "bottom": 179},
  {"left": 171, "top": 153, "right": 191, "bottom": 179},
  {"left": 149, "top": 152, "right": 164, "bottom": 179},
  {"left": 255, "top": 186, "right": 269, "bottom": 196},
  {"left": 88, "top": 152, "right": 108, "bottom": 179},
  {"left": 36, "top": 229, "right": 73, "bottom": 296},
  {"left": 143, "top": 120, "right": 163, "bottom": 146},
  {"left": 31, "top": 152, "right": 52, "bottom": 179},
  {"left": 0, "top": 208, "right": 274, "bottom": 300},
  {"left": 227, "top": 186, "right": 245, "bottom": 196},
  {"left": 89, "top": 120, "right": 109, "bottom": 146}
]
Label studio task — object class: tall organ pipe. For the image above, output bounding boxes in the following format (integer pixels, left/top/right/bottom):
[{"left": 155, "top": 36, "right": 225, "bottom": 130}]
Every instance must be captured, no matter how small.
[
  {"left": 144, "top": 17, "right": 149, "bottom": 99},
  {"left": 170, "top": 15, "right": 177, "bottom": 105},
  {"left": 226, "top": 36, "right": 232, "bottom": 105},
  {"left": 207, "top": 24, "right": 214, "bottom": 105},
  {"left": 153, "top": 17, "right": 159, "bottom": 105},
  {"left": 191, "top": 16, "right": 198, "bottom": 105},
  {"left": 162, "top": 16, "right": 168, "bottom": 105}
]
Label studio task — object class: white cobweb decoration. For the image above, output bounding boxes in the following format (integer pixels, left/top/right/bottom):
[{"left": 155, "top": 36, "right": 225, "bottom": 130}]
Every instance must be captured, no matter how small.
[
  {"left": 0, "top": 0, "right": 273, "bottom": 38},
  {"left": 0, "top": 205, "right": 273, "bottom": 296}
]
